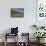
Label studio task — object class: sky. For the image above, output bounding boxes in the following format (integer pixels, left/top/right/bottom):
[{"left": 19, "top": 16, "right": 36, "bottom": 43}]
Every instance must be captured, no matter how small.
[{"left": 15, "top": 8, "right": 24, "bottom": 13}]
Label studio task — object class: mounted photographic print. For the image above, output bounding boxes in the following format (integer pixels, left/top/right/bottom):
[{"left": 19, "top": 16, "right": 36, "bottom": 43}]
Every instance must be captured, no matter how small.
[{"left": 11, "top": 8, "right": 24, "bottom": 17}]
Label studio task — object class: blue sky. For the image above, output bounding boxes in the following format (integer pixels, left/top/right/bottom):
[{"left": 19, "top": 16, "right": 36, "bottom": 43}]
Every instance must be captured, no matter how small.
[{"left": 15, "top": 8, "right": 24, "bottom": 13}]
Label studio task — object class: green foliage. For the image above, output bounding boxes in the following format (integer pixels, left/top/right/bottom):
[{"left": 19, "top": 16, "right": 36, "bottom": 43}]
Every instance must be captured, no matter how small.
[
  {"left": 39, "top": 4, "right": 46, "bottom": 17},
  {"left": 32, "top": 25, "right": 39, "bottom": 30},
  {"left": 33, "top": 32, "right": 46, "bottom": 39},
  {"left": 32, "top": 25, "right": 37, "bottom": 27},
  {"left": 40, "top": 26, "right": 45, "bottom": 29},
  {"left": 39, "top": 13, "right": 44, "bottom": 17},
  {"left": 32, "top": 24, "right": 45, "bottom": 30}
]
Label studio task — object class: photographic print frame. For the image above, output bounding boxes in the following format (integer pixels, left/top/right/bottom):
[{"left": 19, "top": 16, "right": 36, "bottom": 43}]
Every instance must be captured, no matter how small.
[{"left": 11, "top": 8, "right": 24, "bottom": 17}]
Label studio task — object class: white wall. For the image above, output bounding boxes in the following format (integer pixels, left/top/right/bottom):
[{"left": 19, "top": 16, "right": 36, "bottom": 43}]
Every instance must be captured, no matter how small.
[{"left": 0, "top": 0, "right": 36, "bottom": 42}]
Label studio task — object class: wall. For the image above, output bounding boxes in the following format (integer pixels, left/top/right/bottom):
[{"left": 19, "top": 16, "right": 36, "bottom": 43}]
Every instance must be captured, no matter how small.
[{"left": 0, "top": 0, "right": 36, "bottom": 42}]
